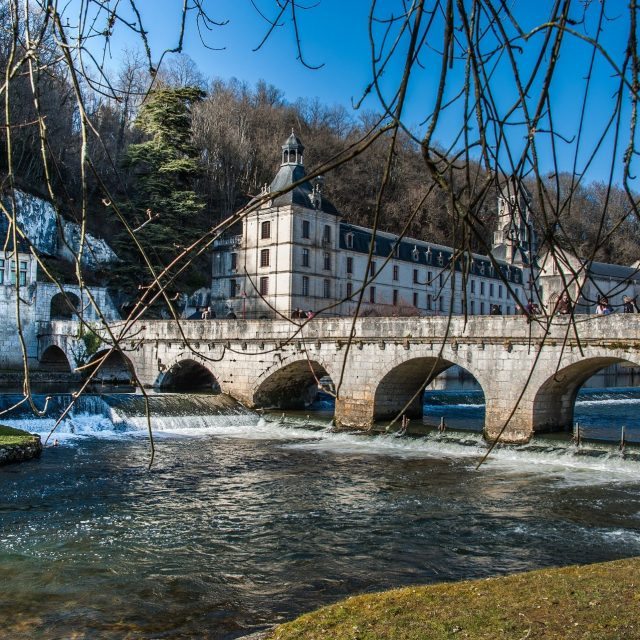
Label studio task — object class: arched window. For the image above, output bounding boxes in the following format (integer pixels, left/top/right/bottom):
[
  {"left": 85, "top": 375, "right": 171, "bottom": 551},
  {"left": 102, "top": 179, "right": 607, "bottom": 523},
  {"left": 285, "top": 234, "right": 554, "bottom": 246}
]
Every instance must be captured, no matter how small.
[{"left": 50, "top": 292, "right": 80, "bottom": 320}]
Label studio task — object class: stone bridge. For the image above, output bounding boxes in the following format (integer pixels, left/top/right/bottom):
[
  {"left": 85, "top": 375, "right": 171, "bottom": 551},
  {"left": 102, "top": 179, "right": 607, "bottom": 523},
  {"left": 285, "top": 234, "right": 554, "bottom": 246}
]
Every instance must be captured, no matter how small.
[{"left": 37, "top": 315, "right": 640, "bottom": 443}]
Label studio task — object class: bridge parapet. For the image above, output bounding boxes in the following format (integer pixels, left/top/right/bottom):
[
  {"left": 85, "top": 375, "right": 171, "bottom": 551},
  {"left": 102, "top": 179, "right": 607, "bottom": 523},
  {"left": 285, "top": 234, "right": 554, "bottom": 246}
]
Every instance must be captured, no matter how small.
[{"left": 39, "top": 314, "right": 640, "bottom": 444}]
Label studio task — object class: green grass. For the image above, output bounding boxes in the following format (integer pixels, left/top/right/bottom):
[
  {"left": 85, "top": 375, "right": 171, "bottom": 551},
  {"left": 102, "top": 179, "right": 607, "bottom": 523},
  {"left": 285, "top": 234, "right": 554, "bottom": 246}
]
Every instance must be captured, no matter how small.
[
  {"left": 0, "top": 424, "right": 36, "bottom": 446},
  {"left": 268, "top": 557, "right": 640, "bottom": 639}
]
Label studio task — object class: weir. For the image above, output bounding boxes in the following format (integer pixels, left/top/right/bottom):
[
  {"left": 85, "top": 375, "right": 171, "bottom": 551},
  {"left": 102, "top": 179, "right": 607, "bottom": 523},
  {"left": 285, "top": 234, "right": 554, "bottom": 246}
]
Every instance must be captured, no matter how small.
[{"left": 36, "top": 314, "right": 640, "bottom": 443}]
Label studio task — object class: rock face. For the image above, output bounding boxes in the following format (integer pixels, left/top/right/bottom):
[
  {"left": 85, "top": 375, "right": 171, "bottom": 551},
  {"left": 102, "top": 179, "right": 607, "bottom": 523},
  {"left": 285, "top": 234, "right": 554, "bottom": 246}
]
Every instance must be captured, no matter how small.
[
  {"left": 5, "top": 190, "right": 118, "bottom": 267},
  {"left": 0, "top": 435, "right": 42, "bottom": 465}
]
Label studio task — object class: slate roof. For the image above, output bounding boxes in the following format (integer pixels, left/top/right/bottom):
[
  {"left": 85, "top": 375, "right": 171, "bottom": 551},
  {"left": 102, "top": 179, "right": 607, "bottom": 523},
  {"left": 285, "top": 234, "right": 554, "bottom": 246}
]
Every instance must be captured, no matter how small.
[
  {"left": 267, "top": 161, "right": 341, "bottom": 216},
  {"left": 339, "top": 223, "right": 524, "bottom": 284},
  {"left": 0, "top": 208, "right": 31, "bottom": 253}
]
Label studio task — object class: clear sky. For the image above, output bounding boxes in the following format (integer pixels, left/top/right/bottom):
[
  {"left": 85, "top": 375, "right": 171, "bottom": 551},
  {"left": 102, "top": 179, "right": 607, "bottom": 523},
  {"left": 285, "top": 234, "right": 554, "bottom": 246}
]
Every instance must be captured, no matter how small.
[{"left": 75, "top": 1, "right": 637, "bottom": 187}]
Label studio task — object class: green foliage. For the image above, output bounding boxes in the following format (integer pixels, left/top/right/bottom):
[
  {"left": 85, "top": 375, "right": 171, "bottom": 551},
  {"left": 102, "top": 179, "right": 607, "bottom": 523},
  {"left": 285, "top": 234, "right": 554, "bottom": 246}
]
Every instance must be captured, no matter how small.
[
  {"left": 114, "top": 85, "right": 207, "bottom": 304},
  {"left": 79, "top": 327, "right": 102, "bottom": 357}
]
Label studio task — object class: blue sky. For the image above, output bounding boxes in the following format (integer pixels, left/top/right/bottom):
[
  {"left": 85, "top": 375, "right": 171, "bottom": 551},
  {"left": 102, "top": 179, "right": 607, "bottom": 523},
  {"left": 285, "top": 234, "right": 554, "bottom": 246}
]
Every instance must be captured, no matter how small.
[{"left": 80, "top": 1, "right": 637, "bottom": 186}]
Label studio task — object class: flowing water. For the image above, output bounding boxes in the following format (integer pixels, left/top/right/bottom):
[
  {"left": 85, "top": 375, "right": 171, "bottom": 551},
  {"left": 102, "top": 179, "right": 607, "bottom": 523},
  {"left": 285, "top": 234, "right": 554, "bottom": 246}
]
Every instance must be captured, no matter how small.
[{"left": 1, "top": 391, "right": 640, "bottom": 639}]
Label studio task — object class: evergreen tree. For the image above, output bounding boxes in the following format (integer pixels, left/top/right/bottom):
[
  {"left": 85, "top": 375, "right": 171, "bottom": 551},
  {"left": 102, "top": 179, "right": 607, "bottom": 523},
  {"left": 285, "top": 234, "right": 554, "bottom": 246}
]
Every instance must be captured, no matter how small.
[{"left": 114, "top": 85, "right": 207, "bottom": 310}]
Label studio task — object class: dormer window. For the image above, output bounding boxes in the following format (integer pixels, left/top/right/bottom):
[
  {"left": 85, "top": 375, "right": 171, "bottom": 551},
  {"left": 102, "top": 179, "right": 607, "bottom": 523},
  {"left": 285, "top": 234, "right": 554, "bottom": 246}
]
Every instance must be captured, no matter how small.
[
  {"left": 425, "top": 247, "right": 432, "bottom": 264},
  {"left": 479, "top": 262, "right": 485, "bottom": 275},
  {"left": 370, "top": 240, "right": 377, "bottom": 254},
  {"left": 437, "top": 252, "right": 444, "bottom": 266},
  {"left": 345, "top": 232, "right": 354, "bottom": 249},
  {"left": 393, "top": 244, "right": 400, "bottom": 258},
  {"left": 412, "top": 246, "right": 420, "bottom": 261}
]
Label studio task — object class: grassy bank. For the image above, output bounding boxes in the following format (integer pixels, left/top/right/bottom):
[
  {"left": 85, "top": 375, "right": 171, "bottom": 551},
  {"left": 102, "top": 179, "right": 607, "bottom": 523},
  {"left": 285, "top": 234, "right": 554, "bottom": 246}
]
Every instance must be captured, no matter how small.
[
  {"left": 268, "top": 557, "right": 640, "bottom": 639},
  {"left": 0, "top": 424, "right": 37, "bottom": 446}
]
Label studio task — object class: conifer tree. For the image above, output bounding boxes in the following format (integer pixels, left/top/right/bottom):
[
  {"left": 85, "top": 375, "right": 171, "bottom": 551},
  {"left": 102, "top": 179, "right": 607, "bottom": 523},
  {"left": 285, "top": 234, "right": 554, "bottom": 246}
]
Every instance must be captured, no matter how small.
[{"left": 114, "top": 85, "right": 207, "bottom": 310}]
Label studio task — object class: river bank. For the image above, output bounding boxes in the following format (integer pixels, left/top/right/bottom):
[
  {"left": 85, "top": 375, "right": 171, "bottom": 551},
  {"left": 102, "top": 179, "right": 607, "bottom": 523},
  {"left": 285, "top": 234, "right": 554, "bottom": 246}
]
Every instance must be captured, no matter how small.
[
  {"left": 0, "top": 425, "right": 42, "bottom": 465},
  {"left": 267, "top": 556, "right": 640, "bottom": 639}
]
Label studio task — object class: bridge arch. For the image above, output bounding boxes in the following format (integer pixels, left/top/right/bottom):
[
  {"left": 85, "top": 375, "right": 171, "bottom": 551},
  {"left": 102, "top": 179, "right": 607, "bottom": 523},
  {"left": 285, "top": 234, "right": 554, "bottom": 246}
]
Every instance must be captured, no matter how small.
[
  {"left": 158, "top": 358, "right": 220, "bottom": 392},
  {"left": 84, "top": 349, "right": 136, "bottom": 384},
  {"left": 373, "top": 354, "right": 486, "bottom": 423},
  {"left": 40, "top": 345, "right": 72, "bottom": 373},
  {"left": 253, "top": 356, "right": 335, "bottom": 409},
  {"left": 531, "top": 355, "right": 639, "bottom": 433}
]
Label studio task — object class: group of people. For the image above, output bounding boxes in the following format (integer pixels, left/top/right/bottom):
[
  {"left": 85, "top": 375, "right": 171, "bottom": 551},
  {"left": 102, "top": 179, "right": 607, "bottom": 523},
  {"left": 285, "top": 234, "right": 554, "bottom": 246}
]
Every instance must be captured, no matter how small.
[
  {"left": 199, "top": 307, "right": 237, "bottom": 319},
  {"left": 595, "top": 295, "right": 640, "bottom": 314},
  {"left": 291, "top": 308, "right": 314, "bottom": 319}
]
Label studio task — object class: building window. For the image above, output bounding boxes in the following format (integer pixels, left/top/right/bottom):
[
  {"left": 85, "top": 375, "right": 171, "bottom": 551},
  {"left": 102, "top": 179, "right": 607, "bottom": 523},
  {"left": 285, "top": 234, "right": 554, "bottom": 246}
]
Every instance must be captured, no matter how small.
[
  {"left": 302, "top": 275, "right": 309, "bottom": 297},
  {"left": 427, "top": 294, "right": 432, "bottom": 310},
  {"left": 480, "top": 281, "right": 485, "bottom": 295},
  {"left": 346, "top": 282, "right": 353, "bottom": 298},
  {"left": 413, "top": 268, "right": 419, "bottom": 284},
  {"left": 302, "top": 220, "right": 310, "bottom": 238},
  {"left": 480, "top": 301, "right": 485, "bottom": 314},
  {"left": 346, "top": 232, "right": 354, "bottom": 249},
  {"left": 490, "top": 283, "right": 495, "bottom": 297},
  {"left": 323, "top": 252, "right": 331, "bottom": 271},
  {"left": 369, "top": 261, "right": 376, "bottom": 277},
  {"left": 230, "top": 252, "right": 237, "bottom": 272},
  {"left": 0, "top": 259, "right": 4, "bottom": 284},
  {"left": 427, "top": 271, "right": 432, "bottom": 285},
  {"left": 259, "top": 277, "right": 269, "bottom": 296},
  {"left": 470, "top": 279, "right": 475, "bottom": 294},
  {"left": 19, "top": 261, "right": 28, "bottom": 286},
  {"left": 439, "top": 297, "right": 445, "bottom": 312},
  {"left": 346, "top": 256, "right": 353, "bottom": 274},
  {"left": 393, "top": 265, "right": 399, "bottom": 281},
  {"left": 498, "top": 284, "right": 503, "bottom": 298},
  {"left": 230, "top": 279, "right": 238, "bottom": 297},
  {"left": 471, "top": 300, "right": 475, "bottom": 314},
  {"left": 302, "top": 248, "right": 310, "bottom": 267},
  {"left": 261, "top": 220, "right": 271, "bottom": 239},
  {"left": 323, "top": 279, "right": 331, "bottom": 298},
  {"left": 369, "top": 286, "right": 376, "bottom": 304},
  {"left": 260, "top": 248, "right": 270, "bottom": 267},
  {"left": 413, "top": 292, "right": 419, "bottom": 308},
  {"left": 323, "top": 225, "right": 331, "bottom": 244},
  {"left": 393, "top": 289, "right": 398, "bottom": 306},
  {"left": 439, "top": 273, "right": 443, "bottom": 287}
]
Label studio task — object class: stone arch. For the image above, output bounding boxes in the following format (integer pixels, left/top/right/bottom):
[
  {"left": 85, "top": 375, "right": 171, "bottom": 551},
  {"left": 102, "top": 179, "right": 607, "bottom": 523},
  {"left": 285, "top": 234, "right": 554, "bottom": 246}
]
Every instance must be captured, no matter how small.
[
  {"left": 373, "top": 354, "right": 485, "bottom": 422},
  {"left": 40, "top": 345, "right": 71, "bottom": 373},
  {"left": 253, "top": 357, "right": 334, "bottom": 409},
  {"left": 531, "top": 355, "right": 637, "bottom": 433},
  {"left": 84, "top": 349, "right": 136, "bottom": 384},
  {"left": 159, "top": 358, "right": 220, "bottom": 392},
  {"left": 50, "top": 291, "right": 81, "bottom": 320}
]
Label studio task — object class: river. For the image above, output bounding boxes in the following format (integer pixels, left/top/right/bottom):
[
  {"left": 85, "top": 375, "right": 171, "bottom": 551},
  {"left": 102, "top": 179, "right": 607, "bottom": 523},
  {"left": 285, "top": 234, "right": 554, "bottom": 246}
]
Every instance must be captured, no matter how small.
[{"left": 1, "top": 389, "right": 640, "bottom": 639}]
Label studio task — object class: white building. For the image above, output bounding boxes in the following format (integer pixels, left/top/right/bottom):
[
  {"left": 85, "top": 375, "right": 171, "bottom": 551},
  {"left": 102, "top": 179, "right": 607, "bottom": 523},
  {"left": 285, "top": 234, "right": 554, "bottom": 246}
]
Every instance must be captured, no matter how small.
[
  {"left": 210, "top": 133, "right": 528, "bottom": 319},
  {"left": 0, "top": 210, "right": 119, "bottom": 371}
]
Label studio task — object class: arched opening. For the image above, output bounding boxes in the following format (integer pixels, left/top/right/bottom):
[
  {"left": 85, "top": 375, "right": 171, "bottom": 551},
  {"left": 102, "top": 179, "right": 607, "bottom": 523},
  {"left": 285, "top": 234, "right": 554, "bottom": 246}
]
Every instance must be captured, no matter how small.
[
  {"left": 84, "top": 350, "right": 135, "bottom": 385},
  {"left": 50, "top": 292, "right": 80, "bottom": 320},
  {"left": 40, "top": 345, "right": 71, "bottom": 373},
  {"left": 374, "top": 358, "right": 485, "bottom": 431},
  {"left": 254, "top": 360, "right": 332, "bottom": 410},
  {"left": 161, "top": 359, "right": 219, "bottom": 393},
  {"left": 533, "top": 358, "right": 640, "bottom": 441}
]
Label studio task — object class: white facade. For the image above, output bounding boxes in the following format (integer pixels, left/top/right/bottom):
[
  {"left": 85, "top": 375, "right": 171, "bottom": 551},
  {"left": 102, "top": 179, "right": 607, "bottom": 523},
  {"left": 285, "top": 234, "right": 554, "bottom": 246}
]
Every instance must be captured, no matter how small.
[{"left": 210, "top": 134, "right": 526, "bottom": 319}]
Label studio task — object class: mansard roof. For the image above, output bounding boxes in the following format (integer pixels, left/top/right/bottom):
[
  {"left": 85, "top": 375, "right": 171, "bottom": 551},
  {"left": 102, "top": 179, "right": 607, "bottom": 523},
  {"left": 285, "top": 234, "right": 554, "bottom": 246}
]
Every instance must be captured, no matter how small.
[
  {"left": 0, "top": 207, "right": 31, "bottom": 253},
  {"left": 266, "top": 134, "right": 341, "bottom": 215},
  {"left": 339, "top": 223, "right": 524, "bottom": 283}
]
